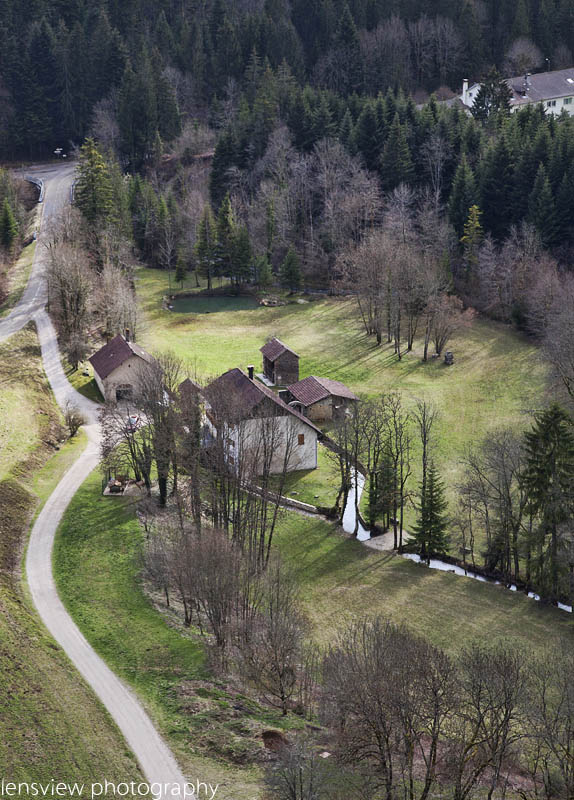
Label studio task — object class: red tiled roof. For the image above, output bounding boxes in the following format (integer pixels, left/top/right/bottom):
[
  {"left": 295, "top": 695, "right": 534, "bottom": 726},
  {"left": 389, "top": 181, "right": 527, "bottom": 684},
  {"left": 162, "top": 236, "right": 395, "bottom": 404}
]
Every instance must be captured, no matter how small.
[
  {"left": 89, "top": 335, "right": 153, "bottom": 380},
  {"left": 260, "top": 337, "right": 299, "bottom": 362},
  {"left": 205, "top": 368, "right": 321, "bottom": 434},
  {"left": 287, "top": 376, "right": 358, "bottom": 406}
]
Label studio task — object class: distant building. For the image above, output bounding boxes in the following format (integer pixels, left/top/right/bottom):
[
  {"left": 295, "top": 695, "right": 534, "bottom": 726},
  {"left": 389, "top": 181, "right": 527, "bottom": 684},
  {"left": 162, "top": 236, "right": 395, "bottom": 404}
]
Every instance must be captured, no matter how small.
[
  {"left": 284, "top": 376, "right": 358, "bottom": 422},
  {"left": 203, "top": 368, "right": 319, "bottom": 474},
  {"left": 89, "top": 333, "right": 153, "bottom": 403},
  {"left": 461, "top": 67, "right": 574, "bottom": 116},
  {"left": 260, "top": 338, "right": 299, "bottom": 385}
]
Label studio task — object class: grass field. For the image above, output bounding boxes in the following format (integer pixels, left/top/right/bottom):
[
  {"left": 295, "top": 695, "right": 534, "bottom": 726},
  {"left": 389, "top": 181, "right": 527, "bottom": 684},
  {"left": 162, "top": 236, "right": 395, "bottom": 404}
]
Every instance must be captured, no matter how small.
[
  {"left": 273, "top": 511, "right": 574, "bottom": 653},
  {"left": 137, "top": 267, "right": 548, "bottom": 537},
  {"left": 54, "top": 471, "right": 309, "bottom": 800},
  {"left": 52, "top": 466, "right": 574, "bottom": 799},
  {"left": 0, "top": 327, "right": 144, "bottom": 789}
]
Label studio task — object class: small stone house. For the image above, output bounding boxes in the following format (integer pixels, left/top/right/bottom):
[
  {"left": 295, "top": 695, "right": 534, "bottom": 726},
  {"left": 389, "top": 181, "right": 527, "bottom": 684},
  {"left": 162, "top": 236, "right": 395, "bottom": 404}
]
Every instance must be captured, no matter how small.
[
  {"left": 284, "top": 376, "right": 358, "bottom": 422},
  {"left": 203, "top": 368, "right": 319, "bottom": 474},
  {"left": 89, "top": 334, "right": 153, "bottom": 403},
  {"left": 260, "top": 338, "right": 299, "bottom": 385}
]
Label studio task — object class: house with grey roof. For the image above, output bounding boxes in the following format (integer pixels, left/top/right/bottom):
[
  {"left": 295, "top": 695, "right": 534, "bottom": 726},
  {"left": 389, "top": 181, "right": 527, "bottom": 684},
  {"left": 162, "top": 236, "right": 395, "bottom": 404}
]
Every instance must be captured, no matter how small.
[
  {"left": 203, "top": 367, "right": 319, "bottom": 474},
  {"left": 89, "top": 333, "right": 153, "bottom": 403},
  {"left": 284, "top": 376, "right": 358, "bottom": 422},
  {"left": 461, "top": 67, "right": 574, "bottom": 116}
]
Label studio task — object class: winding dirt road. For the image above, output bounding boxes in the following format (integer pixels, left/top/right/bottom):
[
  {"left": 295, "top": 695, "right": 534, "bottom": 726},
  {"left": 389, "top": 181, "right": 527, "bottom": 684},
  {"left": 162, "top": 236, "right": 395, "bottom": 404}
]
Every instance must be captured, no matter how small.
[{"left": 0, "top": 165, "right": 188, "bottom": 797}]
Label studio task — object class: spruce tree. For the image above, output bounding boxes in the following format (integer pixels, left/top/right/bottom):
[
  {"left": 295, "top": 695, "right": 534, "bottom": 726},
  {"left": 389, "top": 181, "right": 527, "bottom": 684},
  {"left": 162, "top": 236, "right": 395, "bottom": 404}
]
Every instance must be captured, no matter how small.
[
  {"left": 280, "top": 247, "right": 302, "bottom": 292},
  {"left": 230, "top": 226, "right": 253, "bottom": 286},
  {"left": 471, "top": 67, "right": 512, "bottom": 124},
  {"left": 448, "top": 156, "right": 477, "bottom": 236},
  {"left": 461, "top": 205, "right": 483, "bottom": 273},
  {"left": 209, "top": 129, "right": 236, "bottom": 206},
  {"left": 74, "top": 138, "right": 114, "bottom": 226},
  {"left": 355, "top": 102, "right": 381, "bottom": 171},
  {"left": 195, "top": 205, "right": 218, "bottom": 290},
  {"left": 0, "top": 199, "right": 18, "bottom": 250},
  {"left": 522, "top": 404, "right": 574, "bottom": 603},
  {"left": 256, "top": 255, "right": 273, "bottom": 288},
  {"left": 412, "top": 461, "right": 449, "bottom": 565},
  {"left": 216, "top": 193, "right": 235, "bottom": 279},
  {"left": 175, "top": 250, "right": 188, "bottom": 288},
  {"left": 480, "top": 137, "right": 513, "bottom": 240},
  {"left": 528, "top": 163, "right": 558, "bottom": 247},
  {"left": 380, "top": 113, "right": 414, "bottom": 191}
]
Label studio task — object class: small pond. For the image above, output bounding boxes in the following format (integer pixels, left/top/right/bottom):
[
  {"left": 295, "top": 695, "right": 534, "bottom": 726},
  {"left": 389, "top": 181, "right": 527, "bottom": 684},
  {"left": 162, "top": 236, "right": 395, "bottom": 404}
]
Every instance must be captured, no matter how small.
[{"left": 170, "top": 294, "right": 260, "bottom": 314}]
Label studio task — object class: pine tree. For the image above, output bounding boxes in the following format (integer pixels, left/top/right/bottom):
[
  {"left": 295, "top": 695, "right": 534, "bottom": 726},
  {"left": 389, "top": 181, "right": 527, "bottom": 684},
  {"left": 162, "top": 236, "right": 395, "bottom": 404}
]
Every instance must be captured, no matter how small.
[
  {"left": 380, "top": 113, "right": 414, "bottom": 190},
  {"left": 280, "top": 247, "right": 302, "bottom": 292},
  {"left": 556, "top": 163, "right": 574, "bottom": 240},
  {"left": 461, "top": 205, "right": 483, "bottom": 272},
  {"left": 480, "top": 137, "right": 514, "bottom": 240},
  {"left": 522, "top": 404, "right": 574, "bottom": 603},
  {"left": 230, "top": 226, "right": 253, "bottom": 286},
  {"left": 195, "top": 205, "right": 218, "bottom": 290},
  {"left": 209, "top": 129, "right": 236, "bottom": 206},
  {"left": 412, "top": 461, "right": 449, "bottom": 565},
  {"left": 448, "top": 156, "right": 478, "bottom": 236},
  {"left": 354, "top": 102, "right": 381, "bottom": 171},
  {"left": 0, "top": 199, "right": 18, "bottom": 249},
  {"left": 256, "top": 255, "right": 273, "bottom": 287},
  {"left": 528, "top": 163, "right": 558, "bottom": 247},
  {"left": 471, "top": 67, "right": 512, "bottom": 124},
  {"left": 175, "top": 249, "right": 188, "bottom": 288},
  {"left": 216, "top": 193, "right": 235, "bottom": 279},
  {"left": 74, "top": 138, "right": 114, "bottom": 226}
]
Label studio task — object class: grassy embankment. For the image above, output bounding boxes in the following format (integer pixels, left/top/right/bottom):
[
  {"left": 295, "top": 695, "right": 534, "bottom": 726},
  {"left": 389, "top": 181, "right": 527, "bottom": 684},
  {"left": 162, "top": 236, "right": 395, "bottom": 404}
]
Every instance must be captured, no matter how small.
[
  {"left": 137, "top": 267, "right": 547, "bottom": 537},
  {"left": 0, "top": 199, "right": 41, "bottom": 318},
  {"left": 0, "top": 326, "right": 143, "bottom": 788},
  {"left": 54, "top": 472, "right": 307, "bottom": 800}
]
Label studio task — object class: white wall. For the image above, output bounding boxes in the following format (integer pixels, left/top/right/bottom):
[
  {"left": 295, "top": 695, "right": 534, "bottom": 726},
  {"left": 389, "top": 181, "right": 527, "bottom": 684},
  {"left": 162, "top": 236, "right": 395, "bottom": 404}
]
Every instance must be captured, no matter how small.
[
  {"left": 227, "top": 415, "right": 318, "bottom": 474},
  {"left": 99, "top": 356, "right": 149, "bottom": 403}
]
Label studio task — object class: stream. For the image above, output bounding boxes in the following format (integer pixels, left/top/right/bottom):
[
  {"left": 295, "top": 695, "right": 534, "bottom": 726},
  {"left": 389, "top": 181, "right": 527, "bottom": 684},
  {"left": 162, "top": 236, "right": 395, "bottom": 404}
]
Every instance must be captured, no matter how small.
[{"left": 341, "top": 473, "right": 573, "bottom": 614}]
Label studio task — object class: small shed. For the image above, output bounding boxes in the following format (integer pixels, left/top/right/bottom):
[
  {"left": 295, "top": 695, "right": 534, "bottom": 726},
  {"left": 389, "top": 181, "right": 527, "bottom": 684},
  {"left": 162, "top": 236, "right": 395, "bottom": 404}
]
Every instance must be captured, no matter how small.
[
  {"left": 260, "top": 338, "right": 299, "bottom": 386},
  {"left": 285, "top": 376, "right": 358, "bottom": 422}
]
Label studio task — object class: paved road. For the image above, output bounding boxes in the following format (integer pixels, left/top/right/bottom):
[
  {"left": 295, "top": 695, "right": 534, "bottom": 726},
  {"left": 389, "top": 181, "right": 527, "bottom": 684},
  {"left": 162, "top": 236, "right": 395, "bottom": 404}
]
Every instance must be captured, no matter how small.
[{"left": 1, "top": 165, "right": 188, "bottom": 797}]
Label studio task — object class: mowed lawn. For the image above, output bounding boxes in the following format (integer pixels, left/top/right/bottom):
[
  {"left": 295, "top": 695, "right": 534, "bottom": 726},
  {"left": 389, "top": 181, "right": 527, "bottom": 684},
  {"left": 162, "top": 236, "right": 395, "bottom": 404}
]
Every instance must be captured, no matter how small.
[
  {"left": 137, "top": 267, "right": 547, "bottom": 529},
  {"left": 0, "top": 327, "right": 143, "bottom": 788},
  {"left": 274, "top": 512, "right": 574, "bottom": 654}
]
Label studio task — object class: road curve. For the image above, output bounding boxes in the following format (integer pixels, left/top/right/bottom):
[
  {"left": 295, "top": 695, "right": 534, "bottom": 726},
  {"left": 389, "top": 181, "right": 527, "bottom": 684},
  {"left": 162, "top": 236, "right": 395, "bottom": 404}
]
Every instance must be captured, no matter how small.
[{"left": 2, "top": 165, "right": 188, "bottom": 797}]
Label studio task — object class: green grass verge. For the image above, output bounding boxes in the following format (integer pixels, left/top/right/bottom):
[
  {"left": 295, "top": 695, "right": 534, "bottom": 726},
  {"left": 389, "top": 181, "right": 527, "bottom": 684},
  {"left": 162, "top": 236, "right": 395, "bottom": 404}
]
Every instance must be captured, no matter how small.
[
  {"left": 0, "top": 327, "right": 143, "bottom": 788},
  {"left": 0, "top": 236, "right": 37, "bottom": 318},
  {"left": 54, "top": 471, "right": 300, "bottom": 799},
  {"left": 63, "top": 358, "right": 103, "bottom": 403}
]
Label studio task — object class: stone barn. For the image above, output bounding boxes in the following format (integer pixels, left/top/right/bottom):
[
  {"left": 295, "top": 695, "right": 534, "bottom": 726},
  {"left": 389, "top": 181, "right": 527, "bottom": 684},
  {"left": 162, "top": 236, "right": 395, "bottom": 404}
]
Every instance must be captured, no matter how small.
[
  {"left": 285, "top": 376, "right": 358, "bottom": 422},
  {"left": 260, "top": 338, "right": 299, "bottom": 386},
  {"left": 89, "top": 334, "right": 153, "bottom": 403}
]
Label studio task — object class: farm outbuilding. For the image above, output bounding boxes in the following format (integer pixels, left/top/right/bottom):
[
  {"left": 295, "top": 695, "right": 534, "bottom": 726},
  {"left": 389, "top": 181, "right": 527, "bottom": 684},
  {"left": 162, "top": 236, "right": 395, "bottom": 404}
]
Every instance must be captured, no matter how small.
[
  {"left": 284, "top": 376, "right": 358, "bottom": 422},
  {"left": 260, "top": 338, "right": 299, "bottom": 386}
]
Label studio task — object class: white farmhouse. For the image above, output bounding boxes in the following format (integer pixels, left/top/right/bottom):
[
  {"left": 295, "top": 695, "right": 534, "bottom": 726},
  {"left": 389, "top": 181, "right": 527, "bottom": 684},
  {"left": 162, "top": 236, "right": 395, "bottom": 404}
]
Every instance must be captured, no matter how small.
[
  {"left": 461, "top": 67, "right": 574, "bottom": 116},
  {"left": 89, "top": 333, "right": 153, "bottom": 403},
  {"left": 203, "top": 367, "right": 320, "bottom": 475}
]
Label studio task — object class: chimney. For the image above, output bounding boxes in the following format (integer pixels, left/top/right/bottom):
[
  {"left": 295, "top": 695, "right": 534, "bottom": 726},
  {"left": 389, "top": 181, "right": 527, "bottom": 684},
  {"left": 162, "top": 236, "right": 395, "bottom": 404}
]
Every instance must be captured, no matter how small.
[
  {"left": 462, "top": 78, "right": 469, "bottom": 105},
  {"left": 247, "top": 365, "right": 254, "bottom": 380},
  {"left": 125, "top": 328, "right": 130, "bottom": 342}
]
